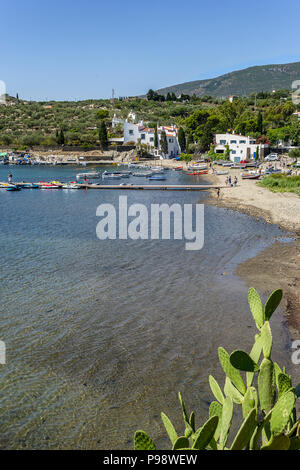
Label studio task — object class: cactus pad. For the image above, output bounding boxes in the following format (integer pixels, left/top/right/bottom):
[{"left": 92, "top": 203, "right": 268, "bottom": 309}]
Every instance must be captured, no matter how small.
[
  {"left": 161, "top": 412, "right": 178, "bottom": 445},
  {"left": 248, "top": 287, "right": 264, "bottom": 329},
  {"left": 218, "top": 347, "right": 246, "bottom": 395},
  {"left": 134, "top": 431, "right": 156, "bottom": 450},
  {"left": 230, "top": 350, "right": 259, "bottom": 372},
  {"left": 209, "top": 375, "right": 225, "bottom": 404},
  {"left": 192, "top": 416, "right": 219, "bottom": 450},
  {"left": 264, "top": 289, "right": 283, "bottom": 322},
  {"left": 270, "top": 391, "right": 295, "bottom": 436}
]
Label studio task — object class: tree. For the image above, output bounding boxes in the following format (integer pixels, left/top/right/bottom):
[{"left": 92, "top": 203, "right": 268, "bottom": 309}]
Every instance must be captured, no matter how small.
[
  {"left": 289, "top": 148, "right": 300, "bottom": 160},
  {"left": 178, "top": 127, "right": 186, "bottom": 153},
  {"left": 160, "top": 130, "right": 168, "bottom": 157},
  {"left": 224, "top": 144, "right": 230, "bottom": 160},
  {"left": 257, "top": 110, "right": 263, "bottom": 134},
  {"left": 57, "top": 129, "right": 65, "bottom": 145},
  {"left": 147, "top": 89, "right": 156, "bottom": 101},
  {"left": 16, "top": 93, "right": 19, "bottom": 100},
  {"left": 96, "top": 109, "right": 109, "bottom": 120},
  {"left": 99, "top": 120, "right": 108, "bottom": 149},
  {"left": 154, "top": 127, "right": 158, "bottom": 149}
]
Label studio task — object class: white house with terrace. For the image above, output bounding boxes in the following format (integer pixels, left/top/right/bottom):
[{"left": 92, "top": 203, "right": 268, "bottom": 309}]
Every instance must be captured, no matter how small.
[
  {"left": 214, "top": 132, "right": 269, "bottom": 162},
  {"left": 123, "top": 120, "right": 181, "bottom": 158}
]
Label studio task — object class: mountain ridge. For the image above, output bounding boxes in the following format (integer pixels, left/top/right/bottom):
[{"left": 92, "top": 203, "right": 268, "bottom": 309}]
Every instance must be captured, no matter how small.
[{"left": 155, "top": 61, "right": 300, "bottom": 98}]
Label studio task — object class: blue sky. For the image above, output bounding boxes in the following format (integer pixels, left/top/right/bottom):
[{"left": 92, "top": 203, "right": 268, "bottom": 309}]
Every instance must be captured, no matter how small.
[{"left": 1, "top": 0, "right": 300, "bottom": 100}]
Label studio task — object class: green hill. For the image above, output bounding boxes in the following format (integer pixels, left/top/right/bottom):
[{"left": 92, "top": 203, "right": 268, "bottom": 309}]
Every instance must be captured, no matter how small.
[{"left": 156, "top": 61, "right": 300, "bottom": 97}]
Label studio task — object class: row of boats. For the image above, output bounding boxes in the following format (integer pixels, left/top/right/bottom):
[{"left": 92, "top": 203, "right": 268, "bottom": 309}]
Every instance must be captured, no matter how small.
[
  {"left": 0, "top": 181, "right": 82, "bottom": 191},
  {"left": 75, "top": 164, "right": 209, "bottom": 181}
]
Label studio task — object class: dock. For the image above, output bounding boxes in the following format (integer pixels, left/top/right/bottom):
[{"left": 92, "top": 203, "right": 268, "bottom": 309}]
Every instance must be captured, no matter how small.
[{"left": 5, "top": 182, "right": 226, "bottom": 191}]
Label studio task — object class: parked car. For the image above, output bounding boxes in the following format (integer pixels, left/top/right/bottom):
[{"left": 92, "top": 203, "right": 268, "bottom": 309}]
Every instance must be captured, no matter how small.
[{"left": 265, "top": 154, "right": 280, "bottom": 161}]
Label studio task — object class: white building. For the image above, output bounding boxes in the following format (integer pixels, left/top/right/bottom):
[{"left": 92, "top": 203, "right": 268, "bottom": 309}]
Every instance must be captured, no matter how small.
[
  {"left": 214, "top": 132, "right": 268, "bottom": 162},
  {"left": 123, "top": 120, "right": 181, "bottom": 158}
]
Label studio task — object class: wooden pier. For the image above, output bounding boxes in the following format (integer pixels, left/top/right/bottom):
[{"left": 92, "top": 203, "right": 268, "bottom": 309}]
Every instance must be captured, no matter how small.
[{"left": 5, "top": 182, "right": 226, "bottom": 191}]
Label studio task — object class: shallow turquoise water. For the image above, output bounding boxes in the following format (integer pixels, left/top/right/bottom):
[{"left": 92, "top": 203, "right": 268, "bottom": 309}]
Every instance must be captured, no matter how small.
[{"left": 0, "top": 165, "right": 299, "bottom": 449}]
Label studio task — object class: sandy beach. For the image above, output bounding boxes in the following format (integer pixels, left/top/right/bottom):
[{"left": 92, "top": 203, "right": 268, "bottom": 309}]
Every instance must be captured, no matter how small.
[{"left": 205, "top": 166, "right": 300, "bottom": 336}]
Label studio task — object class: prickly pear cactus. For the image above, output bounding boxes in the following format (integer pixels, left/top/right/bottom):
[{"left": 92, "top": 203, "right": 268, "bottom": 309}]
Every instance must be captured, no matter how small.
[
  {"left": 230, "top": 409, "right": 257, "bottom": 450},
  {"left": 270, "top": 391, "right": 295, "bottom": 436},
  {"left": 218, "top": 347, "right": 246, "bottom": 395},
  {"left": 219, "top": 396, "right": 233, "bottom": 449},
  {"left": 224, "top": 377, "right": 244, "bottom": 404},
  {"left": 134, "top": 431, "right": 156, "bottom": 450},
  {"left": 192, "top": 416, "right": 219, "bottom": 450},
  {"left": 133, "top": 288, "right": 299, "bottom": 451},
  {"left": 261, "top": 434, "right": 290, "bottom": 450},
  {"left": 248, "top": 287, "right": 264, "bottom": 329},
  {"left": 261, "top": 321, "right": 272, "bottom": 358},
  {"left": 242, "top": 386, "right": 258, "bottom": 419},
  {"left": 209, "top": 375, "right": 225, "bottom": 404},
  {"left": 230, "top": 350, "right": 259, "bottom": 372},
  {"left": 264, "top": 289, "right": 283, "bottom": 322},
  {"left": 172, "top": 436, "right": 189, "bottom": 450},
  {"left": 209, "top": 401, "right": 222, "bottom": 441},
  {"left": 161, "top": 412, "right": 177, "bottom": 445},
  {"left": 258, "top": 358, "right": 275, "bottom": 413}
]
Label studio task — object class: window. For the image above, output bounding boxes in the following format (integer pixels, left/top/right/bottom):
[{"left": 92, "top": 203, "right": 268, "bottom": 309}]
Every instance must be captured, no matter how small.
[
  {"left": 231, "top": 150, "right": 236, "bottom": 154},
  {"left": 150, "top": 137, "right": 154, "bottom": 142},
  {"left": 239, "top": 140, "right": 246, "bottom": 144},
  {"left": 250, "top": 141, "right": 255, "bottom": 145},
  {"left": 230, "top": 140, "right": 237, "bottom": 144},
  {"left": 141, "top": 134, "right": 145, "bottom": 140},
  {"left": 129, "top": 130, "right": 134, "bottom": 135},
  {"left": 169, "top": 138, "right": 173, "bottom": 143},
  {"left": 220, "top": 140, "right": 226, "bottom": 144}
]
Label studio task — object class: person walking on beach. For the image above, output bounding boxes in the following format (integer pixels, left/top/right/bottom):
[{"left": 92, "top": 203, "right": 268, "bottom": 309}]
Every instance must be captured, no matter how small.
[
  {"left": 234, "top": 176, "right": 238, "bottom": 186},
  {"left": 8, "top": 173, "right": 12, "bottom": 184},
  {"left": 228, "top": 175, "right": 231, "bottom": 185},
  {"left": 217, "top": 188, "right": 220, "bottom": 199}
]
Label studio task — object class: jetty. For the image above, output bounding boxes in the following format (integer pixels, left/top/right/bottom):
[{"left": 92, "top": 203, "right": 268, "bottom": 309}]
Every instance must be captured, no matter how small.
[{"left": 4, "top": 182, "right": 226, "bottom": 191}]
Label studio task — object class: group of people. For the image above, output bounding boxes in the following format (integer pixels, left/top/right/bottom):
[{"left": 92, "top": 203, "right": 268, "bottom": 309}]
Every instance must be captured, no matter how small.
[{"left": 225, "top": 175, "right": 238, "bottom": 187}]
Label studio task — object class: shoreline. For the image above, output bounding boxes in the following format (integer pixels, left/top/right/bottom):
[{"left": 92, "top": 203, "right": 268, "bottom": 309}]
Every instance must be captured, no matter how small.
[{"left": 205, "top": 169, "right": 300, "bottom": 337}]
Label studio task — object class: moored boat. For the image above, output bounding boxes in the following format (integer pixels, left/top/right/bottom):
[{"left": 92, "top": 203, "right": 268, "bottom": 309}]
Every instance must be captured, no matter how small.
[
  {"left": 241, "top": 173, "right": 261, "bottom": 180},
  {"left": 148, "top": 175, "right": 167, "bottom": 181}
]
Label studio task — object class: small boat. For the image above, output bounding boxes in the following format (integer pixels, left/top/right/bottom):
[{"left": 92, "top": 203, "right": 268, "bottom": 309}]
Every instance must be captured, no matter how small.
[
  {"left": 76, "top": 172, "right": 100, "bottom": 180},
  {"left": 186, "top": 170, "right": 209, "bottom": 175},
  {"left": 215, "top": 171, "right": 229, "bottom": 176},
  {"left": 6, "top": 185, "right": 21, "bottom": 191},
  {"left": 132, "top": 172, "right": 152, "bottom": 177},
  {"left": 174, "top": 166, "right": 182, "bottom": 171},
  {"left": 62, "top": 183, "right": 81, "bottom": 189},
  {"left": 241, "top": 173, "right": 261, "bottom": 180},
  {"left": 188, "top": 163, "right": 208, "bottom": 170},
  {"left": 148, "top": 175, "right": 167, "bottom": 181},
  {"left": 22, "top": 183, "right": 39, "bottom": 188},
  {"left": 101, "top": 173, "right": 121, "bottom": 179},
  {"left": 39, "top": 182, "right": 60, "bottom": 189}
]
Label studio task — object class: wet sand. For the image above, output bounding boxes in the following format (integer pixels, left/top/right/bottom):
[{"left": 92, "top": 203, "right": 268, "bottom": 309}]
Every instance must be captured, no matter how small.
[{"left": 206, "top": 169, "right": 300, "bottom": 336}]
